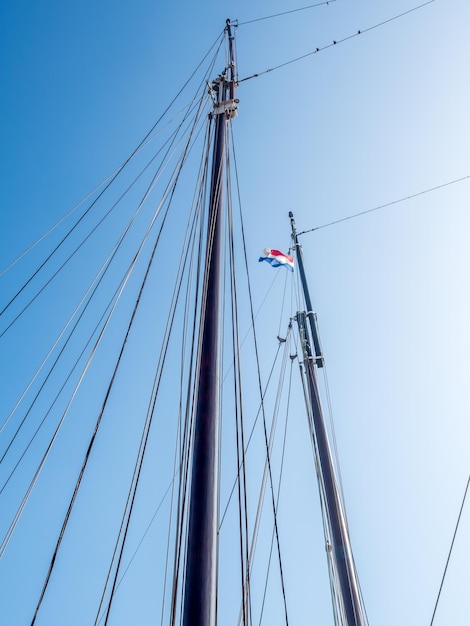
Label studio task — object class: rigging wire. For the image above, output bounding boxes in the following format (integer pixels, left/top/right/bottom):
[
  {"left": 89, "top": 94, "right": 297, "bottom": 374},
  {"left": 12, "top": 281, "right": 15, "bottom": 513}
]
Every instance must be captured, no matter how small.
[
  {"left": 0, "top": 104, "right": 192, "bottom": 279},
  {"left": 0, "top": 258, "right": 113, "bottom": 436},
  {"left": 235, "top": 186, "right": 291, "bottom": 626},
  {"left": 0, "top": 94, "right": 212, "bottom": 340},
  {"left": 288, "top": 235, "right": 369, "bottom": 624},
  {"left": 0, "top": 283, "right": 119, "bottom": 490},
  {"left": 313, "top": 316, "right": 371, "bottom": 626},
  {"left": 168, "top": 130, "right": 212, "bottom": 626},
  {"left": 0, "top": 31, "right": 225, "bottom": 329},
  {"left": 219, "top": 124, "right": 287, "bottom": 531},
  {"left": 229, "top": 226, "right": 250, "bottom": 626},
  {"left": 258, "top": 351, "right": 294, "bottom": 625},
  {"left": 237, "top": 0, "right": 336, "bottom": 26},
  {"left": 429, "top": 473, "right": 470, "bottom": 626},
  {"left": 94, "top": 67, "right": 224, "bottom": 623},
  {"left": 291, "top": 341, "right": 343, "bottom": 622},
  {"left": 239, "top": 1, "right": 435, "bottom": 83},
  {"left": 3, "top": 58, "right": 216, "bottom": 578},
  {"left": 0, "top": 97, "right": 208, "bottom": 436},
  {"left": 169, "top": 105, "right": 234, "bottom": 625},
  {"left": 277, "top": 268, "right": 291, "bottom": 340},
  {"left": 1, "top": 20, "right": 223, "bottom": 453},
  {"left": 3, "top": 122, "right": 219, "bottom": 461},
  {"left": 295, "top": 338, "right": 344, "bottom": 623},
  {"left": 218, "top": 340, "right": 284, "bottom": 530},
  {"left": 28, "top": 239, "right": 159, "bottom": 625},
  {"left": 0, "top": 33, "right": 226, "bottom": 282},
  {"left": 236, "top": 331, "right": 292, "bottom": 626},
  {"left": 298, "top": 174, "right": 470, "bottom": 234},
  {"left": 0, "top": 286, "right": 121, "bottom": 556},
  {"left": 94, "top": 479, "right": 175, "bottom": 626},
  {"left": 220, "top": 270, "right": 283, "bottom": 389},
  {"left": 165, "top": 140, "right": 215, "bottom": 624},
  {"left": 160, "top": 120, "right": 212, "bottom": 626},
  {"left": 1, "top": 148, "right": 187, "bottom": 550},
  {"left": 229, "top": 122, "right": 297, "bottom": 623},
  {"left": 226, "top": 141, "right": 255, "bottom": 625},
  {"left": 0, "top": 94, "right": 211, "bottom": 482},
  {"left": 91, "top": 98, "right": 215, "bottom": 626},
  {"left": 312, "top": 316, "right": 346, "bottom": 504}
]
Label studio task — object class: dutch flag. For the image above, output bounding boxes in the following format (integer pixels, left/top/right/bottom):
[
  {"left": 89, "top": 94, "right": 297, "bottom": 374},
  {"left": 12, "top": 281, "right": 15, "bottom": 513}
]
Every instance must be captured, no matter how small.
[{"left": 258, "top": 248, "right": 294, "bottom": 272}]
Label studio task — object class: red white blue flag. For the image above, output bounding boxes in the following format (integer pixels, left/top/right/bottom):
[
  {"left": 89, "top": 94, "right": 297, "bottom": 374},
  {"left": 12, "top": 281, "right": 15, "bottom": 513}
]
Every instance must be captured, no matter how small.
[{"left": 258, "top": 248, "right": 294, "bottom": 272}]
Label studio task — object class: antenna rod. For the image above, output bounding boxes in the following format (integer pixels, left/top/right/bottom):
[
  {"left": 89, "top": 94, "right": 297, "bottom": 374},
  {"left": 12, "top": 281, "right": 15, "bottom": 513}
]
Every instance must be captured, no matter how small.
[{"left": 182, "top": 20, "right": 237, "bottom": 626}]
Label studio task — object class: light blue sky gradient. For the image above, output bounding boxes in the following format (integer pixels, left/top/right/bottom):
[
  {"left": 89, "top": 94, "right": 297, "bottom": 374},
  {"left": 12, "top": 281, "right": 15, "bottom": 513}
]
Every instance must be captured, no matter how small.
[{"left": 1, "top": 1, "right": 470, "bottom": 625}]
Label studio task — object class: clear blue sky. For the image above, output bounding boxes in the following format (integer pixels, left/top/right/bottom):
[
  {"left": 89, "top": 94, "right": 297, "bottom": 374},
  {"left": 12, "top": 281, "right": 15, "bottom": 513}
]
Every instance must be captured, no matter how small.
[{"left": 1, "top": 1, "right": 470, "bottom": 625}]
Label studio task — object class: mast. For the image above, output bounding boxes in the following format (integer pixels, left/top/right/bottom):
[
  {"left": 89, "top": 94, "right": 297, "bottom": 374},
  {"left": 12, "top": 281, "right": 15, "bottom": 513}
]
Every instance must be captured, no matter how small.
[
  {"left": 290, "top": 211, "right": 367, "bottom": 626},
  {"left": 182, "top": 21, "right": 237, "bottom": 626}
]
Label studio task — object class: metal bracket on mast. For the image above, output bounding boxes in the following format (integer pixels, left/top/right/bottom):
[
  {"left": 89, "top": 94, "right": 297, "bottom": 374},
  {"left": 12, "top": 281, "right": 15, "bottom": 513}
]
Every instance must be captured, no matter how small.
[
  {"left": 305, "top": 310, "right": 324, "bottom": 367},
  {"left": 212, "top": 98, "right": 239, "bottom": 118},
  {"left": 296, "top": 311, "right": 323, "bottom": 367},
  {"left": 209, "top": 74, "right": 239, "bottom": 119}
]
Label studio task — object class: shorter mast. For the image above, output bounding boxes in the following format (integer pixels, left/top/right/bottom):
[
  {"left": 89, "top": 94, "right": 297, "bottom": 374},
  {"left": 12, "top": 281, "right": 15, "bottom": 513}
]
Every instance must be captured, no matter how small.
[{"left": 290, "top": 211, "right": 367, "bottom": 626}]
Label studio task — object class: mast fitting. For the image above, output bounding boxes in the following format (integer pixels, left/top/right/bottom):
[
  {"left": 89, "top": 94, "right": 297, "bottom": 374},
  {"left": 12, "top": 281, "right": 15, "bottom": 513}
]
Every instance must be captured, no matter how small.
[{"left": 212, "top": 98, "right": 239, "bottom": 118}]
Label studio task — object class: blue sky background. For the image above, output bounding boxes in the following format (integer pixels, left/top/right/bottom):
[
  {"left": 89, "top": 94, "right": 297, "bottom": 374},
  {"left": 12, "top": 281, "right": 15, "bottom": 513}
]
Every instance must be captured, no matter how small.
[{"left": 1, "top": 1, "right": 470, "bottom": 625}]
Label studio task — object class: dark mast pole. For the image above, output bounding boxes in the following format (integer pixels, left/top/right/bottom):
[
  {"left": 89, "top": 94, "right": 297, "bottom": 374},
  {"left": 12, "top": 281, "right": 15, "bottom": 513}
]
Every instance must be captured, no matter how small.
[
  {"left": 182, "top": 21, "right": 237, "bottom": 626},
  {"left": 290, "top": 212, "right": 366, "bottom": 626}
]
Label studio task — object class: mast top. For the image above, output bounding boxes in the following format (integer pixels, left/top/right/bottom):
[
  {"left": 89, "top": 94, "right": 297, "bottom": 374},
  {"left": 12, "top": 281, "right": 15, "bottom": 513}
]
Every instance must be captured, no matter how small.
[
  {"left": 289, "top": 211, "right": 296, "bottom": 234},
  {"left": 289, "top": 211, "right": 324, "bottom": 367},
  {"left": 210, "top": 20, "right": 238, "bottom": 119}
]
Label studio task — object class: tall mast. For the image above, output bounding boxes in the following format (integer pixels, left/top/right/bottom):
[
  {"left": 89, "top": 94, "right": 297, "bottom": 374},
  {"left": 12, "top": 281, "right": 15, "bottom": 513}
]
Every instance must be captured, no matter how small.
[
  {"left": 290, "top": 211, "right": 367, "bottom": 626},
  {"left": 182, "top": 21, "right": 237, "bottom": 626}
]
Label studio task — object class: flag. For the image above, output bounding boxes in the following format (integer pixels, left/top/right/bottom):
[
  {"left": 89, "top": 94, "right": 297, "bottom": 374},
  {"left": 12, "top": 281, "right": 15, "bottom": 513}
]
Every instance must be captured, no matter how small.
[{"left": 258, "top": 248, "right": 294, "bottom": 272}]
